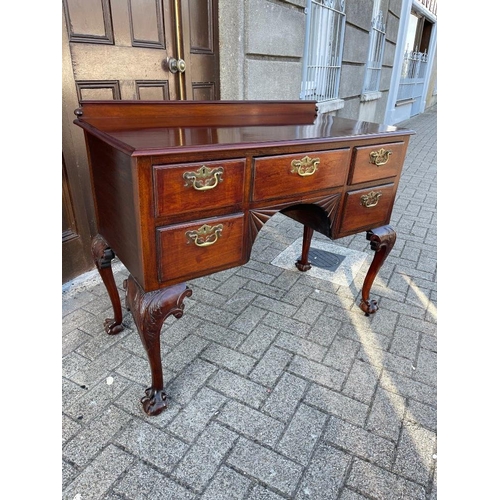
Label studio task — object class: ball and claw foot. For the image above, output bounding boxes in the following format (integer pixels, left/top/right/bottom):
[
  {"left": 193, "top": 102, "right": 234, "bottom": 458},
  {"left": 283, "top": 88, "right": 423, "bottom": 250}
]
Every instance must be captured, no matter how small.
[
  {"left": 360, "top": 298, "right": 379, "bottom": 316},
  {"left": 104, "top": 318, "right": 124, "bottom": 335},
  {"left": 141, "top": 387, "right": 169, "bottom": 416},
  {"left": 295, "top": 260, "right": 312, "bottom": 272}
]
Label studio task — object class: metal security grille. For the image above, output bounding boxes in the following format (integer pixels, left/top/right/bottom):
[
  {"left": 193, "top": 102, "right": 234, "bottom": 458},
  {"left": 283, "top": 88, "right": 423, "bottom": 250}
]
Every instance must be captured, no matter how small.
[
  {"left": 397, "top": 49, "right": 428, "bottom": 101},
  {"left": 300, "top": 0, "right": 346, "bottom": 102},
  {"left": 362, "top": 11, "right": 386, "bottom": 93}
]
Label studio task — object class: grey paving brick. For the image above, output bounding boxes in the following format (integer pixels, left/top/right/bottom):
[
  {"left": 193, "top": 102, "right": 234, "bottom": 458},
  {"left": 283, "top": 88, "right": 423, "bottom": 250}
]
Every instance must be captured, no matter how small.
[
  {"left": 200, "top": 465, "right": 253, "bottom": 500},
  {"left": 197, "top": 322, "right": 247, "bottom": 349},
  {"left": 172, "top": 422, "right": 238, "bottom": 493},
  {"left": 289, "top": 354, "right": 344, "bottom": 390},
  {"left": 113, "top": 461, "right": 196, "bottom": 500},
  {"left": 217, "top": 399, "right": 285, "bottom": 446},
  {"left": 201, "top": 343, "right": 256, "bottom": 375},
  {"left": 323, "top": 336, "right": 360, "bottom": 372},
  {"left": 221, "top": 288, "right": 257, "bottom": 314},
  {"left": 339, "top": 488, "right": 371, "bottom": 500},
  {"left": 167, "top": 358, "right": 217, "bottom": 406},
  {"left": 406, "top": 399, "right": 437, "bottom": 432},
  {"left": 160, "top": 314, "right": 203, "bottom": 349},
  {"left": 392, "top": 421, "right": 437, "bottom": 485},
  {"left": 116, "top": 419, "right": 188, "bottom": 472},
  {"left": 261, "top": 311, "right": 310, "bottom": 337},
  {"left": 366, "top": 387, "right": 406, "bottom": 442},
  {"left": 249, "top": 346, "right": 293, "bottom": 387},
  {"left": 247, "top": 484, "right": 287, "bottom": 499},
  {"left": 66, "top": 348, "right": 130, "bottom": 388},
  {"left": 295, "top": 443, "right": 351, "bottom": 499},
  {"left": 253, "top": 295, "right": 298, "bottom": 316},
  {"left": 227, "top": 438, "right": 303, "bottom": 496},
  {"left": 63, "top": 405, "right": 132, "bottom": 466},
  {"left": 293, "top": 296, "right": 327, "bottom": 325},
  {"left": 229, "top": 304, "right": 268, "bottom": 334},
  {"left": 274, "top": 331, "right": 327, "bottom": 362},
  {"left": 396, "top": 312, "right": 437, "bottom": 337},
  {"left": 244, "top": 279, "right": 288, "bottom": 300},
  {"left": 390, "top": 326, "right": 420, "bottom": 361},
  {"left": 214, "top": 274, "right": 250, "bottom": 297},
  {"left": 62, "top": 414, "right": 81, "bottom": 445},
  {"left": 162, "top": 334, "right": 210, "bottom": 373},
  {"left": 64, "top": 373, "right": 131, "bottom": 423},
  {"left": 63, "top": 328, "right": 93, "bottom": 357},
  {"left": 238, "top": 323, "right": 279, "bottom": 359},
  {"left": 262, "top": 372, "right": 309, "bottom": 422},
  {"left": 413, "top": 347, "right": 437, "bottom": 387},
  {"left": 338, "top": 322, "right": 392, "bottom": 352},
  {"left": 62, "top": 351, "right": 91, "bottom": 380},
  {"left": 305, "top": 384, "right": 368, "bottom": 426},
  {"left": 189, "top": 302, "right": 237, "bottom": 327},
  {"left": 115, "top": 352, "right": 163, "bottom": 386},
  {"left": 208, "top": 369, "right": 269, "bottom": 408},
  {"left": 324, "top": 416, "right": 395, "bottom": 468},
  {"left": 276, "top": 403, "right": 327, "bottom": 465},
  {"left": 346, "top": 458, "right": 426, "bottom": 500},
  {"left": 307, "top": 314, "right": 341, "bottom": 346},
  {"left": 62, "top": 377, "right": 89, "bottom": 409},
  {"left": 343, "top": 359, "right": 380, "bottom": 404},
  {"left": 280, "top": 282, "right": 316, "bottom": 306},
  {"left": 62, "top": 459, "right": 78, "bottom": 490},
  {"left": 62, "top": 445, "right": 134, "bottom": 500},
  {"left": 168, "top": 386, "right": 227, "bottom": 442},
  {"left": 237, "top": 266, "right": 277, "bottom": 284},
  {"left": 379, "top": 369, "right": 436, "bottom": 406}
]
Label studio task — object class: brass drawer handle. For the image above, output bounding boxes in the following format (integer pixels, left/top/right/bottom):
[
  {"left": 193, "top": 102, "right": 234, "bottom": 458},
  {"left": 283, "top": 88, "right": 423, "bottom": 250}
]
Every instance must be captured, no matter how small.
[
  {"left": 183, "top": 165, "right": 224, "bottom": 191},
  {"left": 369, "top": 148, "right": 392, "bottom": 166},
  {"left": 186, "top": 223, "right": 223, "bottom": 247},
  {"left": 291, "top": 156, "right": 319, "bottom": 177},
  {"left": 360, "top": 191, "right": 382, "bottom": 208}
]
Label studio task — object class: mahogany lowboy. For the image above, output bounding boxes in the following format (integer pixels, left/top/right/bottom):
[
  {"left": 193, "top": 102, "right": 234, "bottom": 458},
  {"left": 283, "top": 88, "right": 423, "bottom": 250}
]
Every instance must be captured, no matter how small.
[{"left": 75, "top": 100, "right": 414, "bottom": 415}]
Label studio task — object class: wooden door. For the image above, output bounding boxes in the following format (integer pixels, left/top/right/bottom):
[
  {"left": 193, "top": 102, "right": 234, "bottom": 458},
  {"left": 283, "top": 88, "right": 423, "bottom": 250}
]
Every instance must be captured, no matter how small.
[{"left": 62, "top": 0, "right": 220, "bottom": 283}]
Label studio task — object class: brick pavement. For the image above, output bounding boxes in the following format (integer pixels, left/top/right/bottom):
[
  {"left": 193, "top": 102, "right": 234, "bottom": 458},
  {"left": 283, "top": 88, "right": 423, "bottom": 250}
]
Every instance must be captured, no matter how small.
[{"left": 62, "top": 105, "right": 437, "bottom": 500}]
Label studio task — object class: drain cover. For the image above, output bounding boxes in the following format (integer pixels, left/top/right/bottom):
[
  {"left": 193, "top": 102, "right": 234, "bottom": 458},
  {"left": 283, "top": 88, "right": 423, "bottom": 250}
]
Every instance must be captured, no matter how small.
[{"left": 307, "top": 248, "right": 346, "bottom": 272}]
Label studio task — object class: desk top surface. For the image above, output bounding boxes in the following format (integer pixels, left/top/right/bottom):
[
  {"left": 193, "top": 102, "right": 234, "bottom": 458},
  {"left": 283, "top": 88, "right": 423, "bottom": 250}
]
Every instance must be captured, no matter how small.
[{"left": 75, "top": 100, "right": 413, "bottom": 156}]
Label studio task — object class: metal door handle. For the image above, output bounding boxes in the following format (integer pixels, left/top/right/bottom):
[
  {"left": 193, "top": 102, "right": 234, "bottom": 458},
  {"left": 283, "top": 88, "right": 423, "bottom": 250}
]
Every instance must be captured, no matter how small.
[{"left": 167, "top": 57, "right": 186, "bottom": 74}]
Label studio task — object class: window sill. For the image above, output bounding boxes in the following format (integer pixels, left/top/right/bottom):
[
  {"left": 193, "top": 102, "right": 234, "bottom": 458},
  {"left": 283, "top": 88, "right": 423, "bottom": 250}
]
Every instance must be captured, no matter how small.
[
  {"left": 360, "top": 91, "right": 382, "bottom": 103},
  {"left": 395, "top": 98, "right": 415, "bottom": 107},
  {"left": 316, "top": 99, "right": 344, "bottom": 113}
]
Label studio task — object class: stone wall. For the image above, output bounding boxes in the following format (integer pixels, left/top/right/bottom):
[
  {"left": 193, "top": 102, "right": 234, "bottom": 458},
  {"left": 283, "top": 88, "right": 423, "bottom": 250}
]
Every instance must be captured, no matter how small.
[{"left": 218, "top": 0, "right": 432, "bottom": 125}]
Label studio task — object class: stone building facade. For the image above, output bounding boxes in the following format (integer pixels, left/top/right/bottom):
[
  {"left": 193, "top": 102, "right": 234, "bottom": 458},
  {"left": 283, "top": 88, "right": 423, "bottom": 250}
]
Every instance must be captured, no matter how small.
[{"left": 218, "top": 0, "right": 437, "bottom": 125}]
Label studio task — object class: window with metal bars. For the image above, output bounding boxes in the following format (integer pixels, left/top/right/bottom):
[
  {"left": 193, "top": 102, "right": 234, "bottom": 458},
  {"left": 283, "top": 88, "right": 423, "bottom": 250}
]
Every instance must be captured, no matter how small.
[
  {"left": 362, "top": 10, "right": 386, "bottom": 95},
  {"left": 300, "top": 0, "right": 346, "bottom": 102}
]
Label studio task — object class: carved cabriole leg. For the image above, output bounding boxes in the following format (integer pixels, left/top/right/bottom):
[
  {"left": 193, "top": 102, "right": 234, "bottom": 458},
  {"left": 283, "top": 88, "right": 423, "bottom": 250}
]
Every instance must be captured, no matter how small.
[
  {"left": 360, "top": 225, "right": 397, "bottom": 316},
  {"left": 91, "top": 234, "right": 124, "bottom": 335},
  {"left": 295, "top": 226, "right": 314, "bottom": 272},
  {"left": 124, "top": 275, "right": 192, "bottom": 416}
]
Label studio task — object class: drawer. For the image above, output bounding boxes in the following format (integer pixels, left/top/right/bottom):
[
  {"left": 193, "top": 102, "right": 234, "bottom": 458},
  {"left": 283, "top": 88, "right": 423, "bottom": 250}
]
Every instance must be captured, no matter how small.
[
  {"left": 349, "top": 142, "right": 406, "bottom": 184},
  {"left": 153, "top": 159, "right": 245, "bottom": 218},
  {"left": 253, "top": 148, "right": 350, "bottom": 201},
  {"left": 339, "top": 183, "right": 396, "bottom": 234},
  {"left": 157, "top": 213, "right": 245, "bottom": 282}
]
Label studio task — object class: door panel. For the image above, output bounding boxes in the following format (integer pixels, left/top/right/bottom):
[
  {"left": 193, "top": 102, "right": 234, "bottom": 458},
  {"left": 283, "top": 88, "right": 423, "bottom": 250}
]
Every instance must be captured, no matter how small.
[
  {"left": 184, "top": 0, "right": 220, "bottom": 100},
  {"left": 62, "top": 0, "right": 220, "bottom": 283}
]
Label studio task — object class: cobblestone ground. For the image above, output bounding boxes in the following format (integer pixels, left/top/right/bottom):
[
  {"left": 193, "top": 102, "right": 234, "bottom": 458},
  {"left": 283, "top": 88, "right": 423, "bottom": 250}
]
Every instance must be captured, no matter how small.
[{"left": 62, "top": 105, "right": 437, "bottom": 500}]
